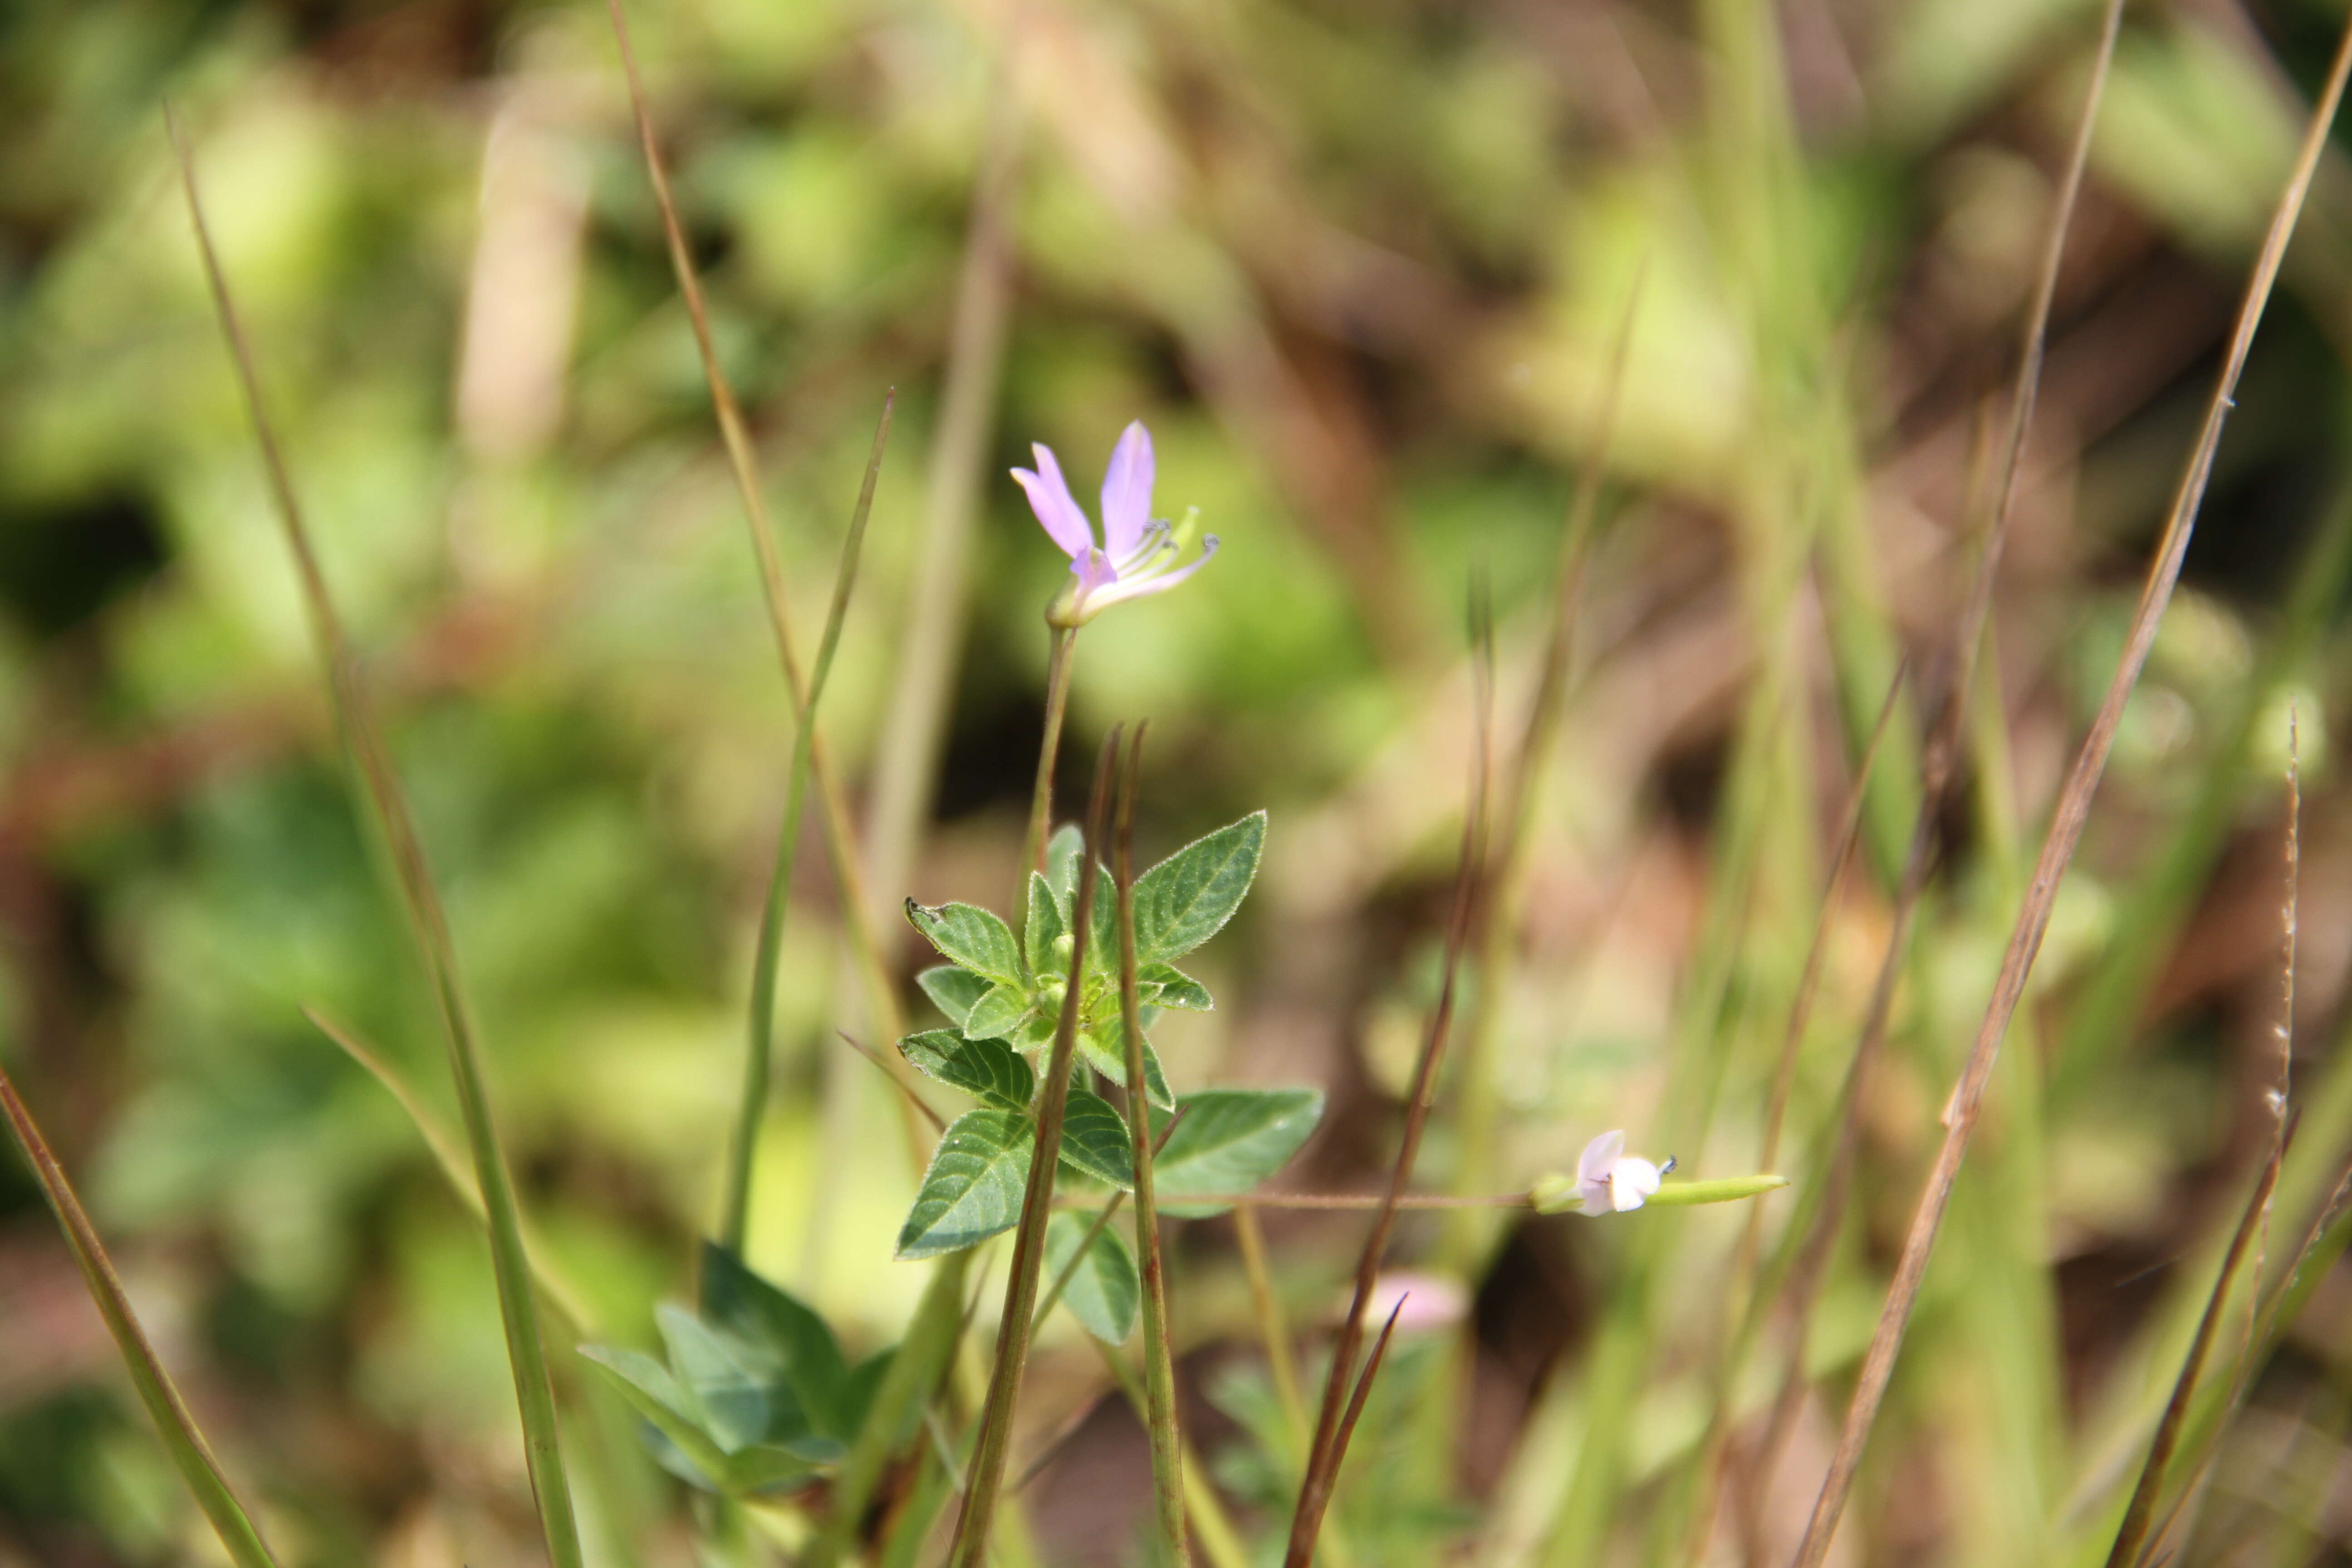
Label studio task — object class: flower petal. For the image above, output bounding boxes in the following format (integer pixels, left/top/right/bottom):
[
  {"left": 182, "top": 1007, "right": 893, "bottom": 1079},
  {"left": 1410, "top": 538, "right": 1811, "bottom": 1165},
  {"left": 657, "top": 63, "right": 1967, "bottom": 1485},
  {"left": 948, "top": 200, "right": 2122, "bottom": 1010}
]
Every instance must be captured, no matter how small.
[
  {"left": 1100, "top": 421, "right": 1156, "bottom": 561},
  {"left": 1012, "top": 443, "right": 1094, "bottom": 560},
  {"left": 1577, "top": 1131, "right": 1624, "bottom": 1185},
  {"left": 1080, "top": 535, "right": 1219, "bottom": 613},
  {"left": 1610, "top": 1157, "right": 1662, "bottom": 1212}
]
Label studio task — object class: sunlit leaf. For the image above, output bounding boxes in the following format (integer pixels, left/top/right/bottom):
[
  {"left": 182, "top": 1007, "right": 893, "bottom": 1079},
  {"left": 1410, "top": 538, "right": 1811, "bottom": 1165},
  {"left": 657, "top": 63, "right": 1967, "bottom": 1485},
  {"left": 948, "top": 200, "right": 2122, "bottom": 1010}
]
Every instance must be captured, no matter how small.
[
  {"left": 1153, "top": 1088, "right": 1324, "bottom": 1217},
  {"left": 963, "top": 982, "right": 1033, "bottom": 1044},
  {"left": 1140, "top": 963, "right": 1213, "bottom": 1010},
  {"left": 918, "top": 965, "right": 990, "bottom": 1029},
  {"left": 897, "top": 1030, "right": 1035, "bottom": 1112},
  {"left": 903, "top": 900, "right": 1024, "bottom": 986},
  {"left": 1132, "top": 812, "right": 1266, "bottom": 964},
  {"left": 1080, "top": 1018, "right": 1177, "bottom": 1110},
  {"left": 1058, "top": 1085, "right": 1134, "bottom": 1191},
  {"left": 896, "top": 1109, "right": 1034, "bottom": 1258}
]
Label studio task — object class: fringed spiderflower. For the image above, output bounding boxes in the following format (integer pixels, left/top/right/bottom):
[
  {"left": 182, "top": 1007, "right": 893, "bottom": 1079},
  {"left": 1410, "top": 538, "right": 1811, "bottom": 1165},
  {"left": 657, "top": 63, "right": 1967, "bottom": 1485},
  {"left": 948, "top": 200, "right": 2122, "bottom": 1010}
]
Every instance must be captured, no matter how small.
[
  {"left": 1013, "top": 421, "right": 1218, "bottom": 628},
  {"left": 1575, "top": 1129, "right": 1665, "bottom": 1214}
]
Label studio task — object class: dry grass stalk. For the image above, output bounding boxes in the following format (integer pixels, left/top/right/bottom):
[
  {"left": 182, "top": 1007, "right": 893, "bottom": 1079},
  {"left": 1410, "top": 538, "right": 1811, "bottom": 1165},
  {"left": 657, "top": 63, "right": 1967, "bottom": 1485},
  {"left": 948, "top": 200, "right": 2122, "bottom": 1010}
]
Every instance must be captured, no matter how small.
[
  {"left": 1284, "top": 598, "right": 1494, "bottom": 1568},
  {"left": 1786, "top": 12, "right": 2352, "bottom": 1563}
]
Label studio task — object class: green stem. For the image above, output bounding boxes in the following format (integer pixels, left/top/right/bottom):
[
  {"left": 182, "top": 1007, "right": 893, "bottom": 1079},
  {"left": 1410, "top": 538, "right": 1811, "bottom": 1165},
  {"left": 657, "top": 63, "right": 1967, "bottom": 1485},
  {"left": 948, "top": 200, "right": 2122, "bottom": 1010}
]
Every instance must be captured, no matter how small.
[
  {"left": 1022, "top": 626, "right": 1078, "bottom": 887},
  {"left": 171, "top": 113, "right": 583, "bottom": 1568},
  {"left": 720, "top": 395, "right": 894, "bottom": 1254},
  {"left": 1116, "top": 725, "right": 1190, "bottom": 1564},
  {"left": 948, "top": 735, "right": 1119, "bottom": 1567},
  {"left": 807, "top": 1248, "right": 973, "bottom": 1568},
  {"left": 0, "top": 1067, "right": 282, "bottom": 1567}
]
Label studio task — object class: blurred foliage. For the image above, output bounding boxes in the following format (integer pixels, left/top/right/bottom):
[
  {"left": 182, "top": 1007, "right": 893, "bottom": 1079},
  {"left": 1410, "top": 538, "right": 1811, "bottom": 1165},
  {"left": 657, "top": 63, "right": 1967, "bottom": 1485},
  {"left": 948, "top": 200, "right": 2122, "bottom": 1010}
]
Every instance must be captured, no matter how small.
[{"left": 8, "top": 0, "right": 2352, "bottom": 1563}]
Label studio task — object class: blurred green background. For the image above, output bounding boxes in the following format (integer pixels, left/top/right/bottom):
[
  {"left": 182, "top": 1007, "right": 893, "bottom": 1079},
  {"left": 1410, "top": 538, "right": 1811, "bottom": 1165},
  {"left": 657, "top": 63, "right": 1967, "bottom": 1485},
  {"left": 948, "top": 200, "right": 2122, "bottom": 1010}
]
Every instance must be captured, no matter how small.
[{"left": 9, "top": 0, "right": 2352, "bottom": 1563}]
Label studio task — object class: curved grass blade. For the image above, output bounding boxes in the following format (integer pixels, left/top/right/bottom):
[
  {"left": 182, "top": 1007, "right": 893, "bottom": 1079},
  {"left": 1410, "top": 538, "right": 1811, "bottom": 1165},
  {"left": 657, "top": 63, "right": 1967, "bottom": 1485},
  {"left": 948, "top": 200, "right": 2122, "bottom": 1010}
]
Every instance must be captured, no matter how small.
[
  {"left": 0, "top": 1066, "right": 282, "bottom": 1567},
  {"left": 171, "top": 109, "right": 583, "bottom": 1568},
  {"left": 722, "top": 392, "right": 894, "bottom": 1251}
]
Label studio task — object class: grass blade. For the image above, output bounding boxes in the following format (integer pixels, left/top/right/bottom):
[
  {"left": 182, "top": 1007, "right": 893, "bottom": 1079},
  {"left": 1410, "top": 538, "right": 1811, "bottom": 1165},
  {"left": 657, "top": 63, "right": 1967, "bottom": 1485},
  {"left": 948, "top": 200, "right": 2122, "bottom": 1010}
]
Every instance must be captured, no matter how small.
[
  {"left": 304, "top": 1009, "right": 604, "bottom": 1338},
  {"left": 720, "top": 392, "right": 895, "bottom": 1252},
  {"left": 1786, "top": 12, "right": 2352, "bottom": 1561},
  {"left": 168, "top": 110, "right": 584, "bottom": 1568},
  {"left": 1115, "top": 722, "right": 1190, "bottom": 1564},
  {"left": 947, "top": 731, "right": 1123, "bottom": 1568},
  {"left": 0, "top": 1067, "right": 281, "bottom": 1567}
]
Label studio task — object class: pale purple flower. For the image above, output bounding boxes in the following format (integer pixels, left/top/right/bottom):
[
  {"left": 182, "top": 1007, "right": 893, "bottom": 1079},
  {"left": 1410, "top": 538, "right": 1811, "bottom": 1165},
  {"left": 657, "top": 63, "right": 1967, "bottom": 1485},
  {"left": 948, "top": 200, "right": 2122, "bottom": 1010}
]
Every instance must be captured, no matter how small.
[
  {"left": 1012, "top": 421, "right": 1219, "bottom": 628},
  {"left": 1575, "top": 1130, "right": 1662, "bottom": 1215}
]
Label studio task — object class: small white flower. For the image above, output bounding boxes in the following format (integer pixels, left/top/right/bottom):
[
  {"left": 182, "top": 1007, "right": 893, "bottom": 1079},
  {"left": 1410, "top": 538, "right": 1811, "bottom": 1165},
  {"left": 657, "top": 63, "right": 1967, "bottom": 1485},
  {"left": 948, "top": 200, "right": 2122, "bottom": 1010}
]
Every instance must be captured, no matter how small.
[{"left": 1575, "top": 1129, "right": 1663, "bottom": 1215}]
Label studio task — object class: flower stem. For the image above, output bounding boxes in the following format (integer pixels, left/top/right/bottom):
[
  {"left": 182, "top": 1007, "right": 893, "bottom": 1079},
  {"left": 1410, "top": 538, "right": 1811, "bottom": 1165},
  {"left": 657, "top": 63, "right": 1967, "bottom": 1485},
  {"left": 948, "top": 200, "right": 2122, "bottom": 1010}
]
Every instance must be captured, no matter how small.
[
  {"left": 1115, "top": 724, "right": 1190, "bottom": 1565},
  {"left": 948, "top": 732, "right": 1120, "bottom": 1568},
  {"left": 719, "top": 394, "right": 894, "bottom": 1254},
  {"left": 1022, "top": 625, "right": 1078, "bottom": 887}
]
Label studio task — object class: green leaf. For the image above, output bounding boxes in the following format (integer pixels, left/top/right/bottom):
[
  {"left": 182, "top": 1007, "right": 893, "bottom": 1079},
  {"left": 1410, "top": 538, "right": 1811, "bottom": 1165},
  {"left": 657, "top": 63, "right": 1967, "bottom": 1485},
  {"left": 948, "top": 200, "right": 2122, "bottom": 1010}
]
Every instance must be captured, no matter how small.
[
  {"left": 1153, "top": 1088, "right": 1325, "bottom": 1217},
  {"left": 1081, "top": 1017, "right": 1177, "bottom": 1110},
  {"left": 1140, "top": 963, "right": 1213, "bottom": 1010},
  {"left": 918, "top": 965, "right": 991, "bottom": 1029},
  {"left": 897, "top": 1031, "right": 1034, "bottom": 1112},
  {"left": 1046, "top": 823, "right": 1085, "bottom": 909},
  {"left": 896, "top": 1109, "right": 1035, "bottom": 1259},
  {"left": 1044, "top": 1211, "right": 1140, "bottom": 1344},
  {"left": 963, "top": 983, "right": 1033, "bottom": 1044},
  {"left": 903, "top": 900, "right": 1024, "bottom": 987},
  {"left": 1025, "top": 871, "right": 1068, "bottom": 979},
  {"left": 840, "top": 1348, "right": 893, "bottom": 1440},
  {"left": 699, "top": 1243, "right": 852, "bottom": 1441},
  {"left": 1058, "top": 1086, "right": 1135, "bottom": 1191},
  {"left": 1133, "top": 812, "right": 1267, "bottom": 964},
  {"left": 582, "top": 1343, "right": 737, "bottom": 1481},
  {"left": 657, "top": 1304, "right": 773, "bottom": 1453}
]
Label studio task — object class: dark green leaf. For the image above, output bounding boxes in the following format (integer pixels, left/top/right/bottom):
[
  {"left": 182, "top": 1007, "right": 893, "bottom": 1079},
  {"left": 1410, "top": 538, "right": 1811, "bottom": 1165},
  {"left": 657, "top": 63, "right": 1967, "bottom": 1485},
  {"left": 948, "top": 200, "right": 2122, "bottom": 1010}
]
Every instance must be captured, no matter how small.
[
  {"left": 840, "top": 1348, "right": 893, "bottom": 1440},
  {"left": 896, "top": 1109, "right": 1035, "bottom": 1258},
  {"left": 1133, "top": 813, "right": 1267, "bottom": 964},
  {"left": 963, "top": 982, "right": 1032, "bottom": 1043},
  {"left": 1058, "top": 1085, "right": 1134, "bottom": 1191},
  {"left": 897, "top": 1030, "right": 1034, "bottom": 1112},
  {"left": 657, "top": 1304, "right": 772, "bottom": 1452},
  {"left": 581, "top": 1344, "right": 736, "bottom": 1481},
  {"left": 1141, "top": 963, "right": 1213, "bottom": 1010},
  {"left": 903, "top": 900, "right": 1023, "bottom": 986},
  {"left": 917, "top": 965, "right": 990, "bottom": 1029},
  {"left": 1044, "top": 1211, "right": 1139, "bottom": 1344},
  {"left": 1025, "top": 871, "right": 1068, "bottom": 979},
  {"left": 1153, "top": 1088, "right": 1325, "bottom": 1216},
  {"left": 699, "top": 1242, "right": 852, "bottom": 1440}
]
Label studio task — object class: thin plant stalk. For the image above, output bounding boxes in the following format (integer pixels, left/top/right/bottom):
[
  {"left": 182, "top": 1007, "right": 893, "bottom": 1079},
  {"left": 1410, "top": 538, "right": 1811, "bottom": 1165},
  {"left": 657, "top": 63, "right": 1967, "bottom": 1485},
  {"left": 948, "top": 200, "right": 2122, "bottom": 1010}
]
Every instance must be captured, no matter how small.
[
  {"left": 169, "top": 112, "right": 584, "bottom": 1568},
  {"left": 1115, "top": 722, "right": 1190, "bottom": 1564},
  {"left": 1730, "top": 0, "right": 2127, "bottom": 1532},
  {"left": 0, "top": 1067, "right": 281, "bottom": 1568},
  {"left": 603, "top": 0, "right": 906, "bottom": 1064},
  {"left": 865, "top": 24, "right": 1024, "bottom": 926},
  {"left": 947, "top": 733, "right": 1123, "bottom": 1568},
  {"left": 1284, "top": 604, "right": 1493, "bottom": 1568},
  {"left": 719, "top": 393, "right": 895, "bottom": 1253},
  {"left": 1022, "top": 626, "right": 1079, "bottom": 884},
  {"left": 1235, "top": 1205, "right": 1311, "bottom": 1447},
  {"left": 1786, "top": 15, "right": 2352, "bottom": 1562},
  {"left": 1673, "top": 654, "right": 1907, "bottom": 1568},
  {"left": 808, "top": 1248, "right": 973, "bottom": 1568},
  {"left": 2102, "top": 714, "right": 2300, "bottom": 1568}
]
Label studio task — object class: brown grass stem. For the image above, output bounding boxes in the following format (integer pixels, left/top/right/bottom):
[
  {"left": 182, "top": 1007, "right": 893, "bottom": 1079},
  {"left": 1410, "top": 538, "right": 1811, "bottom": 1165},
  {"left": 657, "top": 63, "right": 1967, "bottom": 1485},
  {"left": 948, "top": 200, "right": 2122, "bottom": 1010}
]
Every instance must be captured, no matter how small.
[
  {"left": 947, "top": 732, "right": 1123, "bottom": 1568},
  {"left": 1284, "top": 598, "right": 1493, "bottom": 1568},
  {"left": 1785, "top": 11, "right": 2352, "bottom": 1562},
  {"left": 169, "top": 108, "right": 584, "bottom": 1568},
  {"left": 1116, "top": 722, "right": 1190, "bottom": 1564}
]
